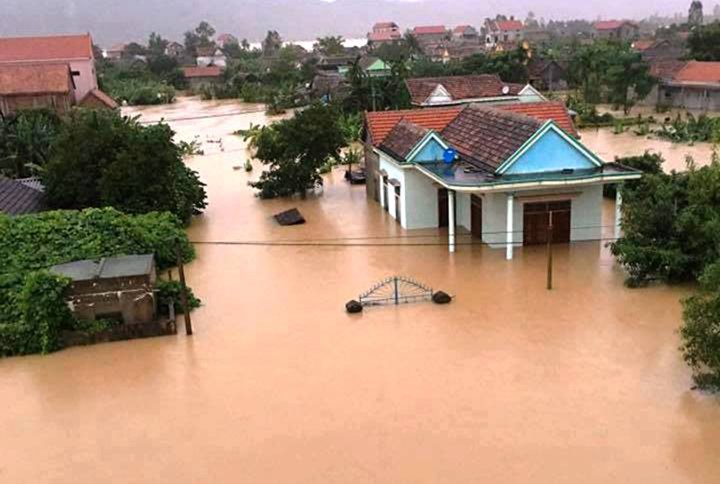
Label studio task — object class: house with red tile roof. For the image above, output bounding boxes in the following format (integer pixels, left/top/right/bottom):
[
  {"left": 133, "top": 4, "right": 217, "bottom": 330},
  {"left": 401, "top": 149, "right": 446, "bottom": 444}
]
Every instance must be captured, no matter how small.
[
  {"left": 412, "top": 25, "right": 448, "bottom": 43},
  {"left": 182, "top": 66, "right": 224, "bottom": 89},
  {"left": 591, "top": 20, "right": 639, "bottom": 41},
  {"left": 0, "top": 34, "right": 98, "bottom": 103},
  {"left": 405, "top": 74, "right": 546, "bottom": 107},
  {"left": 644, "top": 60, "right": 720, "bottom": 111},
  {"left": 363, "top": 103, "right": 640, "bottom": 258},
  {"left": 367, "top": 21, "right": 402, "bottom": 46},
  {"left": 452, "top": 25, "right": 479, "bottom": 41},
  {"left": 0, "top": 63, "right": 76, "bottom": 116},
  {"left": 484, "top": 18, "right": 524, "bottom": 48}
]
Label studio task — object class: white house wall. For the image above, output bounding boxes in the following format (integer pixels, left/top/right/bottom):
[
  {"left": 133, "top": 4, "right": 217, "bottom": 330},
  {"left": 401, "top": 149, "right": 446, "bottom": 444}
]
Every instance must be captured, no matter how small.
[
  {"left": 480, "top": 184, "right": 604, "bottom": 248},
  {"left": 456, "top": 192, "right": 471, "bottom": 231},
  {"left": 378, "top": 155, "right": 405, "bottom": 226}
]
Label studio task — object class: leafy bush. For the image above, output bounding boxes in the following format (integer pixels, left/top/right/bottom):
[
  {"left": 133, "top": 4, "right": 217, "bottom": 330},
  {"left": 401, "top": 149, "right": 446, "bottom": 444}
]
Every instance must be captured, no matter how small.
[
  {"left": 105, "top": 78, "right": 175, "bottom": 105},
  {"left": 611, "top": 158, "right": 720, "bottom": 286},
  {"left": 0, "top": 109, "right": 61, "bottom": 178},
  {"left": 43, "top": 109, "right": 207, "bottom": 225},
  {"left": 156, "top": 279, "right": 202, "bottom": 315},
  {"left": 681, "top": 261, "right": 720, "bottom": 391},
  {"left": 0, "top": 208, "right": 196, "bottom": 356},
  {"left": 604, "top": 152, "right": 664, "bottom": 198},
  {"left": 654, "top": 113, "right": 720, "bottom": 144}
]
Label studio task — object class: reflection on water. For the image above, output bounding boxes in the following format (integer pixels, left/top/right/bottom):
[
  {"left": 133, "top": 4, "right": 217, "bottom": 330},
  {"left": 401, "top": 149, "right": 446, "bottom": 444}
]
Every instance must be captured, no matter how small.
[{"left": 1, "top": 97, "right": 719, "bottom": 483}]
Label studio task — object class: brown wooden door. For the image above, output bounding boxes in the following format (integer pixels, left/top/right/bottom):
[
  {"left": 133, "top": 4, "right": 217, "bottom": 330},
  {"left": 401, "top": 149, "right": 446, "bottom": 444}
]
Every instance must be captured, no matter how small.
[
  {"left": 471, "top": 195, "right": 483, "bottom": 238},
  {"left": 438, "top": 189, "right": 449, "bottom": 227},
  {"left": 523, "top": 201, "right": 571, "bottom": 245}
]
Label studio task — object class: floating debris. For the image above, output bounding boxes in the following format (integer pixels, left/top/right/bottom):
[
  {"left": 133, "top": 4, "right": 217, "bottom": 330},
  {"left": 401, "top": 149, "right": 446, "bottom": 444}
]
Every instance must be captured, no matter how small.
[{"left": 274, "top": 208, "right": 306, "bottom": 226}]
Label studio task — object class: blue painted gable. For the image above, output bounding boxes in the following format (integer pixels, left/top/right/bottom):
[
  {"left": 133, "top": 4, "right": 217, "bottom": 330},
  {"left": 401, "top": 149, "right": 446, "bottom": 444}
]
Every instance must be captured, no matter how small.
[
  {"left": 409, "top": 137, "right": 446, "bottom": 163},
  {"left": 503, "top": 129, "right": 597, "bottom": 175}
]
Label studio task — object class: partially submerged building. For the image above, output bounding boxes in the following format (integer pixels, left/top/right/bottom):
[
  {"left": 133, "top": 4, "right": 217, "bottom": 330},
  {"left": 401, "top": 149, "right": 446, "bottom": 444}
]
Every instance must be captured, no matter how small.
[
  {"left": 51, "top": 254, "right": 158, "bottom": 325},
  {"left": 0, "top": 63, "right": 76, "bottom": 116},
  {"left": 645, "top": 60, "right": 720, "bottom": 111},
  {"left": 182, "top": 66, "right": 224, "bottom": 90},
  {"left": 363, "top": 103, "right": 641, "bottom": 259}
]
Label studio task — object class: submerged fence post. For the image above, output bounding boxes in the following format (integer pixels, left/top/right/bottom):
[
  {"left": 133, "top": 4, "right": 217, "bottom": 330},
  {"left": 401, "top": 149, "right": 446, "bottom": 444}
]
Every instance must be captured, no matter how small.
[
  {"left": 546, "top": 214, "right": 554, "bottom": 291},
  {"left": 176, "top": 241, "right": 193, "bottom": 336},
  {"left": 394, "top": 277, "right": 399, "bottom": 305}
]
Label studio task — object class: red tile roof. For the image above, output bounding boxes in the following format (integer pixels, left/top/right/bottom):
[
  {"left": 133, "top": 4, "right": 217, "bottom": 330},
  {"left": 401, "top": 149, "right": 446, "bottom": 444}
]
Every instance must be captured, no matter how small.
[
  {"left": 368, "top": 31, "right": 402, "bottom": 42},
  {"left": 631, "top": 40, "right": 655, "bottom": 51},
  {"left": 496, "top": 20, "right": 524, "bottom": 31},
  {"left": 405, "top": 75, "right": 522, "bottom": 105},
  {"left": 413, "top": 26, "right": 446, "bottom": 35},
  {"left": 673, "top": 61, "right": 720, "bottom": 84},
  {"left": 79, "top": 89, "right": 119, "bottom": 109},
  {"left": 650, "top": 60, "right": 687, "bottom": 79},
  {"left": 0, "top": 63, "right": 73, "bottom": 95},
  {"left": 0, "top": 34, "right": 93, "bottom": 62},
  {"left": 453, "top": 25, "right": 473, "bottom": 33},
  {"left": 593, "top": 20, "right": 634, "bottom": 30},
  {"left": 373, "top": 22, "right": 399, "bottom": 31},
  {"left": 365, "top": 107, "right": 464, "bottom": 145},
  {"left": 182, "top": 66, "right": 223, "bottom": 78},
  {"left": 499, "top": 101, "right": 578, "bottom": 137}
]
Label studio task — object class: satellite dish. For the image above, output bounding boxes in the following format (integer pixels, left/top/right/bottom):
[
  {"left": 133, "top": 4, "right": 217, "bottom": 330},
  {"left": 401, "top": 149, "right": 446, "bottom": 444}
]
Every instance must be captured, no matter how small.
[
  {"left": 502, "top": 85, "right": 510, "bottom": 95},
  {"left": 443, "top": 148, "right": 457, "bottom": 164}
]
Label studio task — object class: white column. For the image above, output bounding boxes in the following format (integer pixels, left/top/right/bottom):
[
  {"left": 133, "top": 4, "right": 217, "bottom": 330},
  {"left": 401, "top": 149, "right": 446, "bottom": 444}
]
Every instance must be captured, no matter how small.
[
  {"left": 448, "top": 190, "right": 456, "bottom": 253},
  {"left": 506, "top": 193, "right": 514, "bottom": 260},
  {"left": 379, "top": 175, "right": 385, "bottom": 208},
  {"left": 615, "top": 187, "right": 623, "bottom": 240}
]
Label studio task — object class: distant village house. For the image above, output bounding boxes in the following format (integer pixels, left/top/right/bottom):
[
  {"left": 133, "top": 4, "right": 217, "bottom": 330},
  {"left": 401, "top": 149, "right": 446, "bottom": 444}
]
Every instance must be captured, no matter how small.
[
  {"left": 404, "top": 74, "right": 546, "bottom": 107},
  {"left": 591, "top": 21, "right": 639, "bottom": 41}
]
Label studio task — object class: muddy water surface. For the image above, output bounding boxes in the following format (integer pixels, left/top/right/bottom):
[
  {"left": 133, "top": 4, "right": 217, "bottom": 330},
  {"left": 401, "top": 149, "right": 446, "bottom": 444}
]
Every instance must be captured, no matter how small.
[{"left": 1, "top": 97, "right": 720, "bottom": 483}]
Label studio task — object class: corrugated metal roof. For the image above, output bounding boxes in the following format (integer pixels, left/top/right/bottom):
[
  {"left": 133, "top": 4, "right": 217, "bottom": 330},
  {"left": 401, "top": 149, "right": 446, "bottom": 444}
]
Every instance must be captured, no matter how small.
[
  {"left": 51, "top": 254, "right": 155, "bottom": 281},
  {"left": 0, "top": 178, "right": 44, "bottom": 215}
]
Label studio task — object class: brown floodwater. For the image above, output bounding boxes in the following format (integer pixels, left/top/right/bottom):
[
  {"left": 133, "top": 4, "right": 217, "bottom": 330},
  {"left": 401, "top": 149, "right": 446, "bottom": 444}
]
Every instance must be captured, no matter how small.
[
  {"left": 581, "top": 128, "right": 717, "bottom": 172},
  {"left": 2, "top": 97, "right": 719, "bottom": 483}
]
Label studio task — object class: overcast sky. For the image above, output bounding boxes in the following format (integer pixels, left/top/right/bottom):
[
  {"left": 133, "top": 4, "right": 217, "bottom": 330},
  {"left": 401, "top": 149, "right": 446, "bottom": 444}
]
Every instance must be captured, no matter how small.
[{"left": 0, "top": 0, "right": 709, "bottom": 45}]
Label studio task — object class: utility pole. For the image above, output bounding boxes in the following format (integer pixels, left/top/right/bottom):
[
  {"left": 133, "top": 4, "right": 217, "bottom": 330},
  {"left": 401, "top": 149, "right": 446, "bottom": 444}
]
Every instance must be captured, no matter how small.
[
  {"left": 175, "top": 241, "right": 193, "bottom": 336},
  {"left": 546, "top": 212, "right": 554, "bottom": 290}
]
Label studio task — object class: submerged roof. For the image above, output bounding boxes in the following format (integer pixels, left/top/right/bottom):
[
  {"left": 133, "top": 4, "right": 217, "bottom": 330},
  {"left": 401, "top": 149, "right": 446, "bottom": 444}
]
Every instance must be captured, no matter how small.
[
  {"left": 51, "top": 254, "right": 155, "bottom": 281},
  {"left": 0, "top": 34, "right": 93, "bottom": 62},
  {"left": 405, "top": 75, "right": 523, "bottom": 105},
  {"left": 0, "top": 178, "right": 44, "bottom": 215},
  {"left": 0, "top": 63, "right": 73, "bottom": 95}
]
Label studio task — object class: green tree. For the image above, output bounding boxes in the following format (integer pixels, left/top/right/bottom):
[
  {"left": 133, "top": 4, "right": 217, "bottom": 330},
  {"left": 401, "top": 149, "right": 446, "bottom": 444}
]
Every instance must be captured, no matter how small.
[
  {"left": 262, "top": 30, "right": 283, "bottom": 57},
  {"left": 681, "top": 261, "right": 720, "bottom": 391},
  {"left": 148, "top": 32, "right": 169, "bottom": 56},
  {"left": 314, "top": 36, "right": 345, "bottom": 56},
  {"left": 42, "top": 109, "right": 207, "bottom": 224},
  {"left": 250, "top": 103, "right": 346, "bottom": 198},
  {"left": 605, "top": 49, "right": 656, "bottom": 114},
  {"left": 0, "top": 109, "right": 61, "bottom": 178},
  {"left": 184, "top": 21, "right": 216, "bottom": 56},
  {"left": 688, "top": 21, "right": 720, "bottom": 60}
]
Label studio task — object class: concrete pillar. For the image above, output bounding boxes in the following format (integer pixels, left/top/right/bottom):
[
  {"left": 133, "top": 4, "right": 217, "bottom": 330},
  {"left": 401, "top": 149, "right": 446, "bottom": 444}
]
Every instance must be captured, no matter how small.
[
  {"left": 615, "top": 187, "right": 623, "bottom": 240},
  {"left": 448, "top": 189, "right": 456, "bottom": 253},
  {"left": 379, "top": 175, "right": 385, "bottom": 208},
  {"left": 506, "top": 193, "right": 514, "bottom": 260}
]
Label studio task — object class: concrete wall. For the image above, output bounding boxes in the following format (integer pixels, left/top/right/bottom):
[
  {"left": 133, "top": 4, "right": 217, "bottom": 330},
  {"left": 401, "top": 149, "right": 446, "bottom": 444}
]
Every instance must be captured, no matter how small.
[
  {"left": 69, "top": 59, "right": 98, "bottom": 102},
  {"left": 456, "top": 192, "right": 471, "bottom": 231},
  {"left": 365, "top": 142, "right": 380, "bottom": 201}
]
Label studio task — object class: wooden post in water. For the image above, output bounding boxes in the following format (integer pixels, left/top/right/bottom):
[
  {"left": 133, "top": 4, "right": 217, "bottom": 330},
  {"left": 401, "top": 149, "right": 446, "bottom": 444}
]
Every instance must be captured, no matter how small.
[
  {"left": 546, "top": 213, "right": 554, "bottom": 290},
  {"left": 176, "top": 241, "right": 193, "bottom": 336}
]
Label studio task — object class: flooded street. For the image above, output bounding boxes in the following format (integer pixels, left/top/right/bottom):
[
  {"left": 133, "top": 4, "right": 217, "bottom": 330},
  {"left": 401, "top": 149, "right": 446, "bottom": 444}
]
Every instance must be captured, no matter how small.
[
  {"left": 581, "top": 128, "right": 717, "bottom": 172},
  {"left": 1, "top": 97, "right": 719, "bottom": 483}
]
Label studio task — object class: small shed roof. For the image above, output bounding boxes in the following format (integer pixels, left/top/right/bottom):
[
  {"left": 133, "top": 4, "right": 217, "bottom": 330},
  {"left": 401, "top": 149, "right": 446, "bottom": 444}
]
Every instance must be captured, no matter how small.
[
  {"left": 79, "top": 89, "right": 119, "bottom": 109},
  {"left": 51, "top": 254, "right": 155, "bottom": 282}
]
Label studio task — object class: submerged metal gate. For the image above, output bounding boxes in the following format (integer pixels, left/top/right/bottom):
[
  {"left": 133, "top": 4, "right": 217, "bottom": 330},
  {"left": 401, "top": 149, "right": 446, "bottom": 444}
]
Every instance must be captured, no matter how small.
[{"left": 358, "top": 276, "right": 434, "bottom": 307}]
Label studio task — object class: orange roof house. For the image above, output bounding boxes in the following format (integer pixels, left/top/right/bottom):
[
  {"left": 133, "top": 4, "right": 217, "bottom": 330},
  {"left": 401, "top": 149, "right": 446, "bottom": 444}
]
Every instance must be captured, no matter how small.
[
  {"left": 0, "top": 63, "right": 76, "bottom": 116},
  {"left": 0, "top": 33, "right": 98, "bottom": 103}
]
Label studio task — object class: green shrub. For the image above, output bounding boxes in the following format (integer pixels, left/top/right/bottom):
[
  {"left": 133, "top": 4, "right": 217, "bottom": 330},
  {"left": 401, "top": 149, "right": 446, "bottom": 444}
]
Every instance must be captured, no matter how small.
[
  {"left": 105, "top": 79, "right": 175, "bottom": 105},
  {"left": 156, "top": 279, "right": 202, "bottom": 315}
]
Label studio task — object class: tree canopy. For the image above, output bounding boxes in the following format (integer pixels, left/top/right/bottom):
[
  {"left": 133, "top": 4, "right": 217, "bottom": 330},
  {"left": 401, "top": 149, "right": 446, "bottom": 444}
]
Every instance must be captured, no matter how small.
[
  {"left": 42, "top": 109, "right": 206, "bottom": 224},
  {"left": 249, "top": 103, "right": 346, "bottom": 198},
  {"left": 688, "top": 21, "right": 720, "bottom": 61}
]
